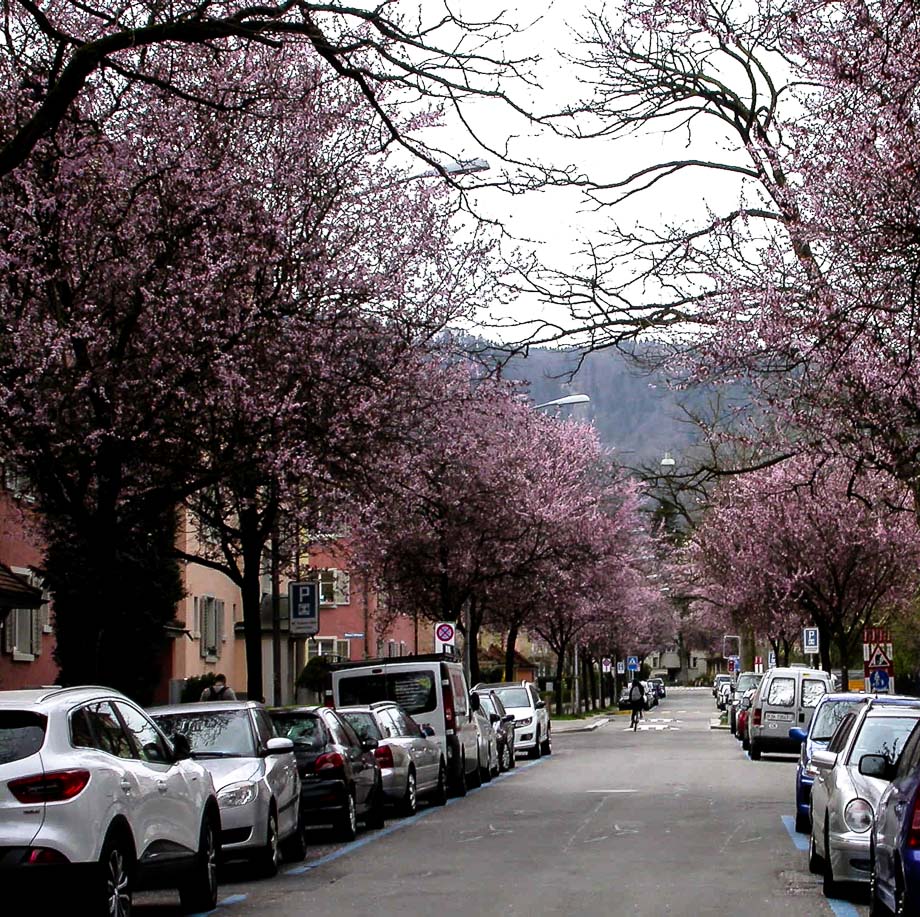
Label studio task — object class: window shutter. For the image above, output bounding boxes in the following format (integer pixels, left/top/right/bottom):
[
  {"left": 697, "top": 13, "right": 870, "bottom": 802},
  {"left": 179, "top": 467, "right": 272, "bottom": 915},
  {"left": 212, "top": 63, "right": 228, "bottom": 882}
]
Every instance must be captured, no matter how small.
[
  {"left": 193, "top": 597, "right": 200, "bottom": 639},
  {"left": 2, "top": 615, "right": 13, "bottom": 653},
  {"left": 216, "top": 599, "right": 225, "bottom": 658},
  {"left": 31, "top": 608, "right": 42, "bottom": 657},
  {"left": 200, "top": 597, "right": 214, "bottom": 658},
  {"left": 333, "top": 571, "right": 350, "bottom": 605}
]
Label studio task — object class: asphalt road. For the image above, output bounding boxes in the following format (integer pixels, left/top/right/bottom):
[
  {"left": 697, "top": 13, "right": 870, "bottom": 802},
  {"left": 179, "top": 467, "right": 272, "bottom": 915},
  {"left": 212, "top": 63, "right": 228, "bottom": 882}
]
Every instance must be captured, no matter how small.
[{"left": 137, "top": 689, "right": 869, "bottom": 916}]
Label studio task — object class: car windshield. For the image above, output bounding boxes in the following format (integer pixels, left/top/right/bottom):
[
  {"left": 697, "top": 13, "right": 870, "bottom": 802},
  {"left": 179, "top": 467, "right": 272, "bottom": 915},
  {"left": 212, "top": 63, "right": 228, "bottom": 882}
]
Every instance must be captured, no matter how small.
[
  {"left": 339, "top": 712, "right": 382, "bottom": 743},
  {"left": 736, "top": 674, "right": 761, "bottom": 693},
  {"left": 270, "top": 713, "right": 327, "bottom": 750},
  {"left": 0, "top": 711, "right": 46, "bottom": 764},
  {"left": 811, "top": 699, "right": 863, "bottom": 741},
  {"left": 849, "top": 716, "right": 919, "bottom": 765},
  {"left": 154, "top": 710, "right": 256, "bottom": 758},
  {"left": 493, "top": 687, "right": 530, "bottom": 708}
]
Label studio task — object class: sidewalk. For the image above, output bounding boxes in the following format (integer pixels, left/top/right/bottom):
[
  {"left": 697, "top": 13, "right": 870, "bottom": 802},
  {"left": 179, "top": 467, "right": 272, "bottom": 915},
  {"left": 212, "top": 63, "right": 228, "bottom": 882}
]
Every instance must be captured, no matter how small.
[{"left": 552, "top": 714, "right": 620, "bottom": 733}]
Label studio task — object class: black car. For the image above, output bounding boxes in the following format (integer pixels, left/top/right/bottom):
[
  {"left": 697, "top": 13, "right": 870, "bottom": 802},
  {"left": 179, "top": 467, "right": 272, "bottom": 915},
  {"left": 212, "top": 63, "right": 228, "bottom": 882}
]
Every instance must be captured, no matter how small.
[
  {"left": 648, "top": 678, "right": 666, "bottom": 700},
  {"left": 269, "top": 706, "right": 385, "bottom": 841},
  {"left": 475, "top": 689, "right": 516, "bottom": 771}
]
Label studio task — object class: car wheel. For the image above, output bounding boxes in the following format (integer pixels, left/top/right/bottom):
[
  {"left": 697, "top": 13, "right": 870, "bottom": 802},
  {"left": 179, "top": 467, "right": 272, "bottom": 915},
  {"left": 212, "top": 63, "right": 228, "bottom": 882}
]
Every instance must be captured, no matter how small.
[
  {"left": 490, "top": 747, "right": 500, "bottom": 778},
  {"left": 530, "top": 730, "right": 542, "bottom": 760},
  {"left": 823, "top": 818, "right": 841, "bottom": 898},
  {"left": 451, "top": 755, "right": 467, "bottom": 798},
  {"left": 400, "top": 769, "right": 418, "bottom": 817},
  {"left": 742, "top": 733, "right": 750, "bottom": 751},
  {"left": 809, "top": 826, "right": 825, "bottom": 874},
  {"left": 99, "top": 831, "right": 134, "bottom": 917},
  {"left": 431, "top": 761, "right": 448, "bottom": 806},
  {"left": 541, "top": 731, "right": 552, "bottom": 756},
  {"left": 480, "top": 750, "right": 491, "bottom": 784},
  {"left": 365, "top": 778, "right": 386, "bottom": 830},
  {"left": 749, "top": 740, "right": 761, "bottom": 761},
  {"left": 468, "top": 751, "right": 483, "bottom": 789},
  {"left": 255, "top": 809, "right": 281, "bottom": 878},
  {"left": 795, "top": 809, "right": 810, "bottom": 834},
  {"left": 280, "top": 816, "right": 308, "bottom": 864},
  {"left": 499, "top": 741, "right": 511, "bottom": 773},
  {"left": 335, "top": 792, "right": 358, "bottom": 841},
  {"left": 179, "top": 814, "right": 219, "bottom": 913},
  {"left": 730, "top": 709, "right": 737, "bottom": 733}
]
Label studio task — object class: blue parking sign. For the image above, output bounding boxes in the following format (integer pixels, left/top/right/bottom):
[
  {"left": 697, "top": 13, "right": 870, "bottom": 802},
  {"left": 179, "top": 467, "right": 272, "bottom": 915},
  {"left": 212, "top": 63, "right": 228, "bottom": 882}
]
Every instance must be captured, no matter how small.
[
  {"left": 288, "top": 582, "right": 319, "bottom": 637},
  {"left": 627, "top": 656, "right": 639, "bottom": 672}
]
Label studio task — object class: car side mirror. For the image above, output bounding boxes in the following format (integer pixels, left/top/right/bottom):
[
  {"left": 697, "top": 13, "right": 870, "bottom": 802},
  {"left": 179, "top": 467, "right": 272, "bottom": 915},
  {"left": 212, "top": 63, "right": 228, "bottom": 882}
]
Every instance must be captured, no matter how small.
[
  {"left": 489, "top": 713, "right": 501, "bottom": 724},
  {"left": 469, "top": 692, "right": 481, "bottom": 712},
  {"left": 535, "top": 700, "right": 546, "bottom": 710},
  {"left": 264, "top": 737, "right": 294, "bottom": 756},
  {"left": 501, "top": 714, "right": 515, "bottom": 725},
  {"left": 811, "top": 749, "right": 838, "bottom": 770},
  {"left": 859, "top": 754, "right": 894, "bottom": 780},
  {"left": 419, "top": 724, "right": 436, "bottom": 738},
  {"left": 361, "top": 737, "right": 379, "bottom": 752},
  {"left": 171, "top": 733, "right": 191, "bottom": 761},
  {"left": 788, "top": 727, "right": 808, "bottom": 744}
]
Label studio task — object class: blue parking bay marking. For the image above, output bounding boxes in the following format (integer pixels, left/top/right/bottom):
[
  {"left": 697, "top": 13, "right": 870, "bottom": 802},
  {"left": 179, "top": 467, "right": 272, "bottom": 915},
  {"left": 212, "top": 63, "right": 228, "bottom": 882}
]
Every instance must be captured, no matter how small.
[
  {"left": 284, "top": 756, "right": 548, "bottom": 877},
  {"left": 780, "top": 816, "right": 862, "bottom": 917},
  {"left": 190, "top": 892, "right": 248, "bottom": 916}
]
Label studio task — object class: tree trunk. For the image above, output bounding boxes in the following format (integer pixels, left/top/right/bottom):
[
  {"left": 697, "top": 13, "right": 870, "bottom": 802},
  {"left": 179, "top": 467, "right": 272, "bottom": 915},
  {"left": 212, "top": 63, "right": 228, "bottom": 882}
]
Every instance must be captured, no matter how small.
[
  {"left": 817, "top": 620, "right": 832, "bottom": 675},
  {"left": 554, "top": 647, "right": 567, "bottom": 717},
  {"left": 468, "top": 597, "right": 482, "bottom": 686},
  {"left": 504, "top": 623, "right": 520, "bottom": 682}
]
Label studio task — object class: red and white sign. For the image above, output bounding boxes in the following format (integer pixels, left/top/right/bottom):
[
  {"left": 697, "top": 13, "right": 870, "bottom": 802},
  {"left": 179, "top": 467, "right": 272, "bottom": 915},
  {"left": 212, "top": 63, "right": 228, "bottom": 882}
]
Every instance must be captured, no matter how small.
[
  {"left": 435, "top": 622, "right": 456, "bottom": 654},
  {"left": 754, "top": 655, "right": 763, "bottom": 674}
]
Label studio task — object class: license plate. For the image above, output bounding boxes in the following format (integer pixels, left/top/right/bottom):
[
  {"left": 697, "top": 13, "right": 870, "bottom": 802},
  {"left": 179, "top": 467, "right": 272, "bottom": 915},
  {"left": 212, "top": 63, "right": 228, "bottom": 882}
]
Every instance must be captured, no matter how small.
[{"left": 766, "top": 712, "right": 794, "bottom": 722}]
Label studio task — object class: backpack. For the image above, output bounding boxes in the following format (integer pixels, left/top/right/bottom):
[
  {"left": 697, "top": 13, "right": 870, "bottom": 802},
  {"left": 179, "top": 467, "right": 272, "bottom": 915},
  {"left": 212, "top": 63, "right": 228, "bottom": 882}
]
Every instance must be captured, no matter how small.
[{"left": 629, "top": 682, "right": 642, "bottom": 701}]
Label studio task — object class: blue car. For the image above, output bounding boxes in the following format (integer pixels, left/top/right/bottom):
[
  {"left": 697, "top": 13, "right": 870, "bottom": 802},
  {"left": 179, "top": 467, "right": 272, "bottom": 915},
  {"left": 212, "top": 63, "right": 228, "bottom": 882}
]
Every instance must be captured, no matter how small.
[
  {"left": 871, "top": 719, "right": 920, "bottom": 916},
  {"left": 791, "top": 693, "right": 869, "bottom": 833}
]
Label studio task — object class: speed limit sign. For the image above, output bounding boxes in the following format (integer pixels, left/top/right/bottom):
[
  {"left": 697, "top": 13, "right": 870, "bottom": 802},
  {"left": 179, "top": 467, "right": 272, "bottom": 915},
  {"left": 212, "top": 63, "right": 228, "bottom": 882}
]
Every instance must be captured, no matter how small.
[{"left": 435, "top": 622, "right": 456, "bottom": 653}]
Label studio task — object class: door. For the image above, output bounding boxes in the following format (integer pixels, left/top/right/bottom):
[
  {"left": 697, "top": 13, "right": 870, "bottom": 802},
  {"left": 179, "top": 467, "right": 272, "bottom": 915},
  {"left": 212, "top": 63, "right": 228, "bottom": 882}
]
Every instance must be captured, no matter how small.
[
  {"left": 394, "top": 709, "right": 440, "bottom": 790},
  {"left": 327, "top": 712, "right": 375, "bottom": 808},
  {"left": 447, "top": 667, "right": 476, "bottom": 775},
  {"left": 114, "top": 701, "right": 200, "bottom": 855},
  {"left": 253, "top": 709, "right": 299, "bottom": 838},
  {"left": 761, "top": 676, "right": 796, "bottom": 740}
]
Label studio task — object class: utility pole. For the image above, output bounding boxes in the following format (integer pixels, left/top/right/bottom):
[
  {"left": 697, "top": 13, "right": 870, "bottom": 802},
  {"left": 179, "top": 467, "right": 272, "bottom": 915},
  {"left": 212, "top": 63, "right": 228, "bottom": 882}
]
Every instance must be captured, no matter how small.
[{"left": 271, "top": 480, "right": 282, "bottom": 706}]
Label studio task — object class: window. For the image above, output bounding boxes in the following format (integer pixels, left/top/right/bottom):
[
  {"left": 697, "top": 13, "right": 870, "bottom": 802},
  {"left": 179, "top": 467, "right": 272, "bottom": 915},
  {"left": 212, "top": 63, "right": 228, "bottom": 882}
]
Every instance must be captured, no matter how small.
[
  {"left": 272, "top": 713, "right": 327, "bottom": 750},
  {"left": 340, "top": 711, "right": 383, "bottom": 741},
  {"left": 154, "top": 710, "right": 256, "bottom": 757},
  {"left": 828, "top": 712, "right": 858, "bottom": 754},
  {"left": 324, "top": 711, "right": 355, "bottom": 747},
  {"left": 801, "top": 679, "right": 828, "bottom": 708},
  {"left": 449, "top": 668, "right": 469, "bottom": 717},
  {"left": 389, "top": 708, "right": 418, "bottom": 738},
  {"left": 307, "top": 637, "right": 349, "bottom": 661},
  {"left": 0, "top": 711, "right": 46, "bottom": 764},
  {"left": 198, "top": 595, "right": 225, "bottom": 659},
  {"left": 896, "top": 724, "right": 920, "bottom": 779},
  {"left": 114, "top": 702, "right": 169, "bottom": 763},
  {"left": 2, "top": 568, "right": 47, "bottom": 662},
  {"left": 73, "top": 703, "right": 134, "bottom": 758},
  {"left": 766, "top": 677, "right": 795, "bottom": 707},
  {"left": 2, "top": 463, "right": 35, "bottom": 501},
  {"left": 337, "top": 670, "right": 438, "bottom": 716},
  {"left": 849, "top": 716, "right": 919, "bottom": 765},
  {"left": 811, "top": 699, "right": 864, "bottom": 741},
  {"left": 317, "top": 569, "right": 350, "bottom": 606}
]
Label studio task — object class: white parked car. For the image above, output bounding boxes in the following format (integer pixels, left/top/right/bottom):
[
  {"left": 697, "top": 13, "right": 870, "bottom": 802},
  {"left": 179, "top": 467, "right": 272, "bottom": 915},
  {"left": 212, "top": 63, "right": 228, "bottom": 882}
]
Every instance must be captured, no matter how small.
[
  {"left": 474, "top": 681, "right": 551, "bottom": 759},
  {"left": 0, "top": 685, "right": 220, "bottom": 915}
]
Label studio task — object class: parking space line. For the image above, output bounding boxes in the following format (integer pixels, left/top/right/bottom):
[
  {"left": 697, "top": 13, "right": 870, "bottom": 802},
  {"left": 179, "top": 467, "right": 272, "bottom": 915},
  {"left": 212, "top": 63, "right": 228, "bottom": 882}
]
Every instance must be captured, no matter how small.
[
  {"left": 190, "top": 892, "right": 248, "bottom": 916},
  {"left": 780, "top": 816, "right": 863, "bottom": 917},
  {"left": 284, "top": 756, "right": 548, "bottom": 877}
]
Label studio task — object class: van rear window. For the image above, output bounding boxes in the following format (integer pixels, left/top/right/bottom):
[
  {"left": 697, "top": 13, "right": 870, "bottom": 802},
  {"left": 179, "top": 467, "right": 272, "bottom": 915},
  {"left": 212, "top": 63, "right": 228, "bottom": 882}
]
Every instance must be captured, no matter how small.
[
  {"left": 766, "top": 677, "right": 795, "bottom": 707},
  {"left": 338, "top": 671, "right": 437, "bottom": 716},
  {"left": 801, "top": 679, "right": 828, "bottom": 708},
  {"left": 0, "top": 711, "right": 46, "bottom": 764}
]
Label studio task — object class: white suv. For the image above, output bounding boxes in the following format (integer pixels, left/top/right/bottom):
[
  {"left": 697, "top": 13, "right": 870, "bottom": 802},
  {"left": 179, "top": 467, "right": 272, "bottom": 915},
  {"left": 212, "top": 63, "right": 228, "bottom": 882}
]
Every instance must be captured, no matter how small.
[
  {"left": 0, "top": 686, "right": 220, "bottom": 914},
  {"left": 474, "top": 681, "right": 551, "bottom": 759}
]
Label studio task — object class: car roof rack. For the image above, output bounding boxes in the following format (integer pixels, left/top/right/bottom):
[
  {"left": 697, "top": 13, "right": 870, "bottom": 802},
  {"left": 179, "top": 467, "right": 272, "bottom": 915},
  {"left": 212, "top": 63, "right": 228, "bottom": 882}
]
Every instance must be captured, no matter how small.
[{"left": 328, "top": 650, "right": 461, "bottom": 671}]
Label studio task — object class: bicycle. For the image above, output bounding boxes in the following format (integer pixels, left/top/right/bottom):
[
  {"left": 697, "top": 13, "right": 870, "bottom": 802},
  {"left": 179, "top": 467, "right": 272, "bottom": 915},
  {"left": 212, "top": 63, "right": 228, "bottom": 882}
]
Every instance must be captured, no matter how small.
[{"left": 630, "top": 702, "right": 643, "bottom": 731}]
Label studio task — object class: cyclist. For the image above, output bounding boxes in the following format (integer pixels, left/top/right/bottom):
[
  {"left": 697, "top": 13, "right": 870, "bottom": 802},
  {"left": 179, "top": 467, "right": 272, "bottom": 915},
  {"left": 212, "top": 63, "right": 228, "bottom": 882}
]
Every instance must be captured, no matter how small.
[{"left": 628, "top": 675, "right": 646, "bottom": 730}]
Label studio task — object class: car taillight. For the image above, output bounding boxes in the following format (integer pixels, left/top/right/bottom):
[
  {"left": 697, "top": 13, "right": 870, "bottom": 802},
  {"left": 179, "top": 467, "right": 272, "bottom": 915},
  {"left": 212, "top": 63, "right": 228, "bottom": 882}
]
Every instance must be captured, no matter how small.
[
  {"left": 443, "top": 680, "right": 456, "bottom": 733},
  {"left": 314, "top": 752, "right": 345, "bottom": 773},
  {"left": 753, "top": 708, "right": 762, "bottom": 727},
  {"left": 374, "top": 745, "right": 395, "bottom": 768},
  {"left": 8, "top": 769, "right": 90, "bottom": 803},
  {"left": 23, "top": 848, "right": 69, "bottom": 865},
  {"left": 907, "top": 790, "right": 920, "bottom": 848}
]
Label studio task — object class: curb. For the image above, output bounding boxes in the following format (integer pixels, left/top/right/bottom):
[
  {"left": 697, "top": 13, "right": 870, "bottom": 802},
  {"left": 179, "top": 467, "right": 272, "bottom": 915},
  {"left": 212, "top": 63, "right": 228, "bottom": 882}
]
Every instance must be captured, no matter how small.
[
  {"left": 709, "top": 718, "right": 730, "bottom": 730},
  {"left": 554, "top": 716, "right": 611, "bottom": 734}
]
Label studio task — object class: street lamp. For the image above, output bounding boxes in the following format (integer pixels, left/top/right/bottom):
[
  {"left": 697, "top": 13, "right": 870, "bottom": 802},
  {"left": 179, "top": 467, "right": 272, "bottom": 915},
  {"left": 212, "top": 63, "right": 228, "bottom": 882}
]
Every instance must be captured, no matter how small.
[
  {"left": 660, "top": 452, "right": 676, "bottom": 467},
  {"left": 407, "top": 157, "right": 491, "bottom": 181},
  {"left": 534, "top": 393, "right": 591, "bottom": 409}
]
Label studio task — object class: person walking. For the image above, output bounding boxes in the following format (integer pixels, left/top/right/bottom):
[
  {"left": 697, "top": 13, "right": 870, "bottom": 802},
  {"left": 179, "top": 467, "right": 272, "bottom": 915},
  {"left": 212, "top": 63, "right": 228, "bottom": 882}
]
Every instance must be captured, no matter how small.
[
  {"left": 628, "top": 675, "right": 645, "bottom": 731},
  {"left": 200, "top": 674, "right": 237, "bottom": 701}
]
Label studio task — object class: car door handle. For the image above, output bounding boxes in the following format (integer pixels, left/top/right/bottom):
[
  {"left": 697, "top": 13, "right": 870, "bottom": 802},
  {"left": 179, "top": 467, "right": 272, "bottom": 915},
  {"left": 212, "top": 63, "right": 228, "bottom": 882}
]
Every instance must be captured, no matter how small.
[{"left": 157, "top": 780, "right": 168, "bottom": 794}]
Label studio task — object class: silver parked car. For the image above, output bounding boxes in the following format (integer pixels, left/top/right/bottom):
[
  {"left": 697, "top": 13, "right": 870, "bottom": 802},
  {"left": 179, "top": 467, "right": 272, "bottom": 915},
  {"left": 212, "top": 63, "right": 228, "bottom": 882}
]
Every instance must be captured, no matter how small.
[
  {"left": 809, "top": 699, "right": 920, "bottom": 897},
  {"left": 471, "top": 693, "right": 500, "bottom": 783},
  {"left": 151, "top": 701, "right": 303, "bottom": 877},
  {"left": 338, "top": 703, "right": 445, "bottom": 816}
]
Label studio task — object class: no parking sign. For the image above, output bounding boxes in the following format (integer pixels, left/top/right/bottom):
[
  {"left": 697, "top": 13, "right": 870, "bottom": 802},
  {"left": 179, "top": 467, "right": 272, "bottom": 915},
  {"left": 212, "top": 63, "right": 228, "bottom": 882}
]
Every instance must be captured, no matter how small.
[{"left": 435, "top": 622, "right": 456, "bottom": 654}]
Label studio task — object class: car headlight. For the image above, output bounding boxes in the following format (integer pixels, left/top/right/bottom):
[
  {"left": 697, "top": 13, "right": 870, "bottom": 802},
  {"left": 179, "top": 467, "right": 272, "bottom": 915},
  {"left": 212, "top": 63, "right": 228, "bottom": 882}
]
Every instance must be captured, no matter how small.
[
  {"left": 218, "top": 781, "right": 257, "bottom": 808},
  {"left": 843, "top": 798, "right": 873, "bottom": 833},
  {"left": 517, "top": 717, "right": 532, "bottom": 727}
]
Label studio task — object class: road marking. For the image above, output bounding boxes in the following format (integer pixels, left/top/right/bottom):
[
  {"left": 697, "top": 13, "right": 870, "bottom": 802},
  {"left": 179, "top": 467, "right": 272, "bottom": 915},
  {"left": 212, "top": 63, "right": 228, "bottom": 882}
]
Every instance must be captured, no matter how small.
[
  {"left": 586, "top": 789, "right": 637, "bottom": 794},
  {"left": 780, "top": 816, "right": 862, "bottom": 917},
  {"left": 190, "top": 893, "right": 248, "bottom": 915}
]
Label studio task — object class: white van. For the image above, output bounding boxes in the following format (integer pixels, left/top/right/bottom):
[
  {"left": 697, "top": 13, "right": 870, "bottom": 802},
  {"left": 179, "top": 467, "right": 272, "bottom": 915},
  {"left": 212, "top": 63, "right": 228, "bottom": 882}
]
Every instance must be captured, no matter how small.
[
  {"left": 748, "top": 666, "right": 834, "bottom": 760},
  {"left": 329, "top": 653, "right": 481, "bottom": 795}
]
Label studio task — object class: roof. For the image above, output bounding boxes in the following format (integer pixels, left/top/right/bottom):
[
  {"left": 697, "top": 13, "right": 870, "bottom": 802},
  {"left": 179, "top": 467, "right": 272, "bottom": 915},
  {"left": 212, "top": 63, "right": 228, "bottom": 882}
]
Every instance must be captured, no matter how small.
[
  {"left": 329, "top": 652, "right": 460, "bottom": 671},
  {"left": 0, "top": 563, "right": 43, "bottom": 609},
  {"left": 148, "top": 700, "right": 263, "bottom": 716},
  {"left": 479, "top": 644, "right": 535, "bottom": 668},
  {"left": 0, "top": 685, "right": 129, "bottom": 708}
]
